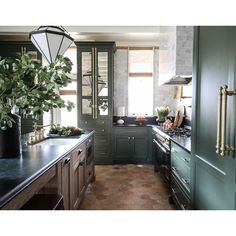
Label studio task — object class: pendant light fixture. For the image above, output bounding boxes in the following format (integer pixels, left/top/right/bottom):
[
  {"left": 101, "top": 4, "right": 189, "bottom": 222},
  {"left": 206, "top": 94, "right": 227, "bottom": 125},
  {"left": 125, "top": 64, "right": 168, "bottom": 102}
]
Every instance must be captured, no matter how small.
[{"left": 29, "top": 26, "right": 74, "bottom": 64}]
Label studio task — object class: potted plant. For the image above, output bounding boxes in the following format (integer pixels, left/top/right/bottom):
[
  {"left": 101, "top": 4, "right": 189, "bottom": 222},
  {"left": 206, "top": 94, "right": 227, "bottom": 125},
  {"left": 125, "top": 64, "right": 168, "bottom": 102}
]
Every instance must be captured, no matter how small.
[
  {"left": 155, "top": 106, "right": 170, "bottom": 123},
  {"left": 0, "top": 52, "right": 75, "bottom": 158}
]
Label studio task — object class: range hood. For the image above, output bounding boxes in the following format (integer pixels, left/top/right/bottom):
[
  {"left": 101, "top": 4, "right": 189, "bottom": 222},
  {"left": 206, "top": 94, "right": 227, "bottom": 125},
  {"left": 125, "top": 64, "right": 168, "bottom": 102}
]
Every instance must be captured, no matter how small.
[
  {"left": 159, "top": 26, "right": 193, "bottom": 86},
  {"left": 163, "top": 75, "right": 192, "bottom": 85}
]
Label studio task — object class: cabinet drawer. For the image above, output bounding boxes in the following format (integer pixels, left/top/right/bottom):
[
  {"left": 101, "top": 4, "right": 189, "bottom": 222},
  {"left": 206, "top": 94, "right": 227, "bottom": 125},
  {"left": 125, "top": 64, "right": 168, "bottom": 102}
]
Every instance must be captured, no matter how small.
[
  {"left": 171, "top": 155, "right": 190, "bottom": 189},
  {"left": 113, "top": 127, "right": 148, "bottom": 136},
  {"left": 171, "top": 173, "right": 191, "bottom": 210},
  {"left": 95, "top": 152, "right": 113, "bottom": 165},
  {"left": 79, "top": 119, "right": 111, "bottom": 127},
  {"left": 171, "top": 142, "right": 191, "bottom": 165},
  {"left": 71, "top": 143, "right": 86, "bottom": 165},
  {"left": 94, "top": 127, "right": 111, "bottom": 135}
]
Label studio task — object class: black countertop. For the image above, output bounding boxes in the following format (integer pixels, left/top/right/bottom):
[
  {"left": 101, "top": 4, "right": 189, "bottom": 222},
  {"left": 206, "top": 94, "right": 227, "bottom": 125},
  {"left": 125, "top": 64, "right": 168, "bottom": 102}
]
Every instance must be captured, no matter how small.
[
  {"left": 0, "top": 131, "right": 94, "bottom": 208},
  {"left": 113, "top": 124, "right": 191, "bottom": 152}
]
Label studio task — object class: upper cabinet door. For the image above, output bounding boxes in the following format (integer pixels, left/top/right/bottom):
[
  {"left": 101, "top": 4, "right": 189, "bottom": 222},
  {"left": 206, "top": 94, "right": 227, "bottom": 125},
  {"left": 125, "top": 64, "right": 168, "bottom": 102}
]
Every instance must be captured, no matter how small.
[
  {"left": 97, "top": 50, "right": 109, "bottom": 116},
  {"left": 77, "top": 42, "right": 115, "bottom": 120},
  {"left": 81, "top": 50, "right": 93, "bottom": 97}
]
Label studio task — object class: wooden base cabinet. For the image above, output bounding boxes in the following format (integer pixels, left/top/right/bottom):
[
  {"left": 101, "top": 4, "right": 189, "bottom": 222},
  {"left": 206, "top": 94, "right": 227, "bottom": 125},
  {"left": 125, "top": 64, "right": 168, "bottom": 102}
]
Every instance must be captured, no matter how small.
[
  {"left": 59, "top": 134, "right": 95, "bottom": 210},
  {"left": 70, "top": 143, "right": 86, "bottom": 210},
  {"left": 60, "top": 155, "right": 71, "bottom": 210}
]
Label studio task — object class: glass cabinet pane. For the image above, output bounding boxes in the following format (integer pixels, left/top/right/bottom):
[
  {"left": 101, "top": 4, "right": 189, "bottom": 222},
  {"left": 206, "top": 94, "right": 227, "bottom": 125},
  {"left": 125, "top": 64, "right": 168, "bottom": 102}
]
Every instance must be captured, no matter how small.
[
  {"left": 82, "top": 98, "right": 92, "bottom": 115},
  {"left": 98, "top": 98, "right": 108, "bottom": 116},
  {"left": 98, "top": 52, "right": 108, "bottom": 97},
  {"left": 82, "top": 52, "right": 92, "bottom": 96}
]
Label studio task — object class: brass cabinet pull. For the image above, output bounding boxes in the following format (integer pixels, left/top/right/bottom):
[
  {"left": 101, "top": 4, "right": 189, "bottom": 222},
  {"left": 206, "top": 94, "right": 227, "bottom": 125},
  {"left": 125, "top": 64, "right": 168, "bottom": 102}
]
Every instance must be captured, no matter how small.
[
  {"left": 128, "top": 137, "right": 131, "bottom": 140},
  {"left": 94, "top": 48, "right": 98, "bottom": 119},
  {"left": 221, "top": 85, "right": 228, "bottom": 156},
  {"left": 132, "top": 137, "right": 135, "bottom": 140},
  {"left": 92, "top": 48, "right": 95, "bottom": 119},
  {"left": 216, "top": 86, "right": 223, "bottom": 154},
  {"left": 216, "top": 85, "right": 236, "bottom": 156}
]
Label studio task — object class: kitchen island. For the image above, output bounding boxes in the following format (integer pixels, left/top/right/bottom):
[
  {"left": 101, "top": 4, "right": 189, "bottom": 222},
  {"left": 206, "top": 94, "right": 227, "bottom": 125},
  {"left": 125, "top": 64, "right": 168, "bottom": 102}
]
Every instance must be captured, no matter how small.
[{"left": 0, "top": 130, "right": 95, "bottom": 210}]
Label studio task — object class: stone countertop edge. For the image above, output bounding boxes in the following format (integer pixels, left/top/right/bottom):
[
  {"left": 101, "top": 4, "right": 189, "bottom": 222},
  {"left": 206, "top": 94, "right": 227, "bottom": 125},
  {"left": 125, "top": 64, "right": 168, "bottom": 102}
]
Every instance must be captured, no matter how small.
[
  {"left": 170, "top": 137, "right": 191, "bottom": 153},
  {"left": 0, "top": 130, "right": 94, "bottom": 209}
]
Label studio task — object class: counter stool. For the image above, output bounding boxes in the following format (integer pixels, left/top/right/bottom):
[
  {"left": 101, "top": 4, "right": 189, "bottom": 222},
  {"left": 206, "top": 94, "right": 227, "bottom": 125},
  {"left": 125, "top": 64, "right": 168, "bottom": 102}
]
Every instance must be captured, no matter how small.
[{"left": 21, "top": 194, "right": 64, "bottom": 210}]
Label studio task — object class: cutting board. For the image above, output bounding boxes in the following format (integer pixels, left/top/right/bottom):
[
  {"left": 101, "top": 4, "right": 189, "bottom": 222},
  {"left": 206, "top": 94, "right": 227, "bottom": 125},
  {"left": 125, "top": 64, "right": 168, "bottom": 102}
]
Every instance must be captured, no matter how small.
[{"left": 173, "top": 105, "right": 185, "bottom": 127}]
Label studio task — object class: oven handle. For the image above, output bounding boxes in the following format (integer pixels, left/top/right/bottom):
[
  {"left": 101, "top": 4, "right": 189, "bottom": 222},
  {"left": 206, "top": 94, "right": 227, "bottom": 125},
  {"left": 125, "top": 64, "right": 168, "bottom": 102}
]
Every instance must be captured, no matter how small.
[{"left": 153, "top": 139, "right": 169, "bottom": 154}]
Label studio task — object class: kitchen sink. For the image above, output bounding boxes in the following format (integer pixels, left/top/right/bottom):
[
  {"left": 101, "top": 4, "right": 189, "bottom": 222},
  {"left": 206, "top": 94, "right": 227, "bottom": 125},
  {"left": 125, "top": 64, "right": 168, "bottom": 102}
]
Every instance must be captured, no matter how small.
[{"left": 33, "top": 138, "right": 78, "bottom": 146}]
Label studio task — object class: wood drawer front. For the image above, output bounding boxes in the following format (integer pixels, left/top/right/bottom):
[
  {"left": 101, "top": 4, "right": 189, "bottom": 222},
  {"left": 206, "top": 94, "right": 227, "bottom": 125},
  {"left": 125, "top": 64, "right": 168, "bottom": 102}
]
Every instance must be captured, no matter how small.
[
  {"left": 1, "top": 166, "right": 56, "bottom": 210},
  {"left": 171, "top": 173, "right": 190, "bottom": 210},
  {"left": 171, "top": 142, "right": 191, "bottom": 165},
  {"left": 71, "top": 143, "right": 86, "bottom": 165},
  {"left": 171, "top": 154, "right": 190, "bottom": 188},
  {"left": 114, "top": 127, "right": 148, "bottom": 136}
]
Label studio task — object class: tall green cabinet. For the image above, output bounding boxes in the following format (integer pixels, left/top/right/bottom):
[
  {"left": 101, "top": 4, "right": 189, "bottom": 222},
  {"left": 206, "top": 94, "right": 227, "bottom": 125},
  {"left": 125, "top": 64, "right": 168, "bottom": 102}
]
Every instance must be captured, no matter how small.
[
  {"left": 76, "top": 42, "right": 116, "bottom": 165},
  {"left": 192, "top": 27, "right": 236, "bottom": 209}
]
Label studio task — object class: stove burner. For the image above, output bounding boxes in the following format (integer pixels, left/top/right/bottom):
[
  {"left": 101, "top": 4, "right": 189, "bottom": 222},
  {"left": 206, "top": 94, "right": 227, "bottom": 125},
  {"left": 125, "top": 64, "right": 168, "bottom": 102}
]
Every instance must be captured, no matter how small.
[{"left": 163, "top": 128, "right": 191, "bottom": 137}]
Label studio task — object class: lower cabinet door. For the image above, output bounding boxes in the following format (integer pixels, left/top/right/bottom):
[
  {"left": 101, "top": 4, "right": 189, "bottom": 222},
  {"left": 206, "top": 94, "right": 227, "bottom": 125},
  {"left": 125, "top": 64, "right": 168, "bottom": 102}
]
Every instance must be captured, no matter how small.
[
  {"left": 132, "top": 136, "right": 148, "bottom": 162},
  {"left": 70, "top": 148, "right": 86, "bottom": 210},
  {"left": 61, "top": 155, "right": 71, "bottom": 210},
  {"left": 114, "top": 135, "right": 132, "bottom": 163}
]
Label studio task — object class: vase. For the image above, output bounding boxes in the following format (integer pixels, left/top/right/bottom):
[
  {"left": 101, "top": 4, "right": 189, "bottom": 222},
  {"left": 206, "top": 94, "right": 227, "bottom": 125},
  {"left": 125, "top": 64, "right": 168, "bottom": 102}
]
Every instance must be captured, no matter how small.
[{"left": 0, "top": 113, "right": 21, "bottom": 158}]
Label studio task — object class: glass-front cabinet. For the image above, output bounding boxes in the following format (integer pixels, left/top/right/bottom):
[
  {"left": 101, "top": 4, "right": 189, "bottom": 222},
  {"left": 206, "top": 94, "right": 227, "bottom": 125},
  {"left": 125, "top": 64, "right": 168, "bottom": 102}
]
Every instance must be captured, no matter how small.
[
  {"left": 76, "top": 42, "right": 116, "bottom": 164},
  {"left": 80, "top": 48, "right": 110, "bottom": 118}
]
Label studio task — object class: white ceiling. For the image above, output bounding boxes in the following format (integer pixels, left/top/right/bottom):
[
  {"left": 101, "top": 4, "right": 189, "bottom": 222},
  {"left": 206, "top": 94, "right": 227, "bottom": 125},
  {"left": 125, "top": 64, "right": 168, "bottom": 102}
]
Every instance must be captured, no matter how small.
[{"left": 0, "top": 26, "right": 171, "bottom": 46}]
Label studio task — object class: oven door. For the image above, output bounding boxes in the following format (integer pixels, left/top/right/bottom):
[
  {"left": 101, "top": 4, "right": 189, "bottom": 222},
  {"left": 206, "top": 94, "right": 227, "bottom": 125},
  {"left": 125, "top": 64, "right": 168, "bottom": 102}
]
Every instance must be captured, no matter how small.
[{"left": 153, "top": 138, "right": 170, "bottom": 184}]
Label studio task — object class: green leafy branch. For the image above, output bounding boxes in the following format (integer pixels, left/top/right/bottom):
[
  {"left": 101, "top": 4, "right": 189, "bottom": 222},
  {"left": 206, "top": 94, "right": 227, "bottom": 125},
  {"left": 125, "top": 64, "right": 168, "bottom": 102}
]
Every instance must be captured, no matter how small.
[{"left": 0, "top": 53, "right": 75, "bottom": 129}]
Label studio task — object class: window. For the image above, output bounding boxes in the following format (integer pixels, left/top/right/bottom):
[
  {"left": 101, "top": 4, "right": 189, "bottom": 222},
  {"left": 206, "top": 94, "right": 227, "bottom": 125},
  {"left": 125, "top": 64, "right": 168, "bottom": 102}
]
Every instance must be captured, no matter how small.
[
  {"left": 58, "top": 47, "right": 77, "bottom": 126},
  {"left": 128, "top": 48, "right": 154, "bottom": 116},
  {"left": 43, "top": 47, "right": 78, "bottom": 127}
]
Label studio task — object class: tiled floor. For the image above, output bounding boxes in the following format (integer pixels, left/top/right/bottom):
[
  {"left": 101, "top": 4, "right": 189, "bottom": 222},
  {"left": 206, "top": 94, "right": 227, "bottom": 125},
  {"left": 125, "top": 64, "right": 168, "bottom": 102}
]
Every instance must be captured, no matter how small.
[{"left": 80, "top": 164, "right": 176, "bottom": 210}]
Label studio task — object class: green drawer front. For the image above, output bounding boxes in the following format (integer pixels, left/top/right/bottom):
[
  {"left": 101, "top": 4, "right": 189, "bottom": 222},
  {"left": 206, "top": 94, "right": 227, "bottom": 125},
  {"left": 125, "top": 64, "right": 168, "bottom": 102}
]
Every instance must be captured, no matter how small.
[
  {"left": 171, "top": 154, "right": 190, "bottom": 187},
  {"left": 95, "top": 137, "right": 110, "bottom": 149},
  {"left": 94, "top": 127, "right": 111, "bottom": 135},
  {"left": 171, "top": 173, "right": 191, "bottom": 210},
  {"left": 79, "top": 119, "right": 111, "bottom": 127},
  {"left": 113, "top": 127, "right": 148, "bottom": 136},
  {"left": 171, "top": 142, "right": 191, "bottom": 167},
  {"left": 95, "top": 152, "right": 113, "bottom": 165}
]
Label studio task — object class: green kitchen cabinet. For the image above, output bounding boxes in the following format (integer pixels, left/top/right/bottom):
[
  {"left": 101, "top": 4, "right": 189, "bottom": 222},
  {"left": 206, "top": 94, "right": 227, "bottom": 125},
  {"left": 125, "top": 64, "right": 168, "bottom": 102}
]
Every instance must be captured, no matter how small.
[
  {"left": 113, "top": 127, "right": 150, "bottom": 164},
  {"left": 192, "top": 27, "right": 236, "bottom": 209},
  {"left": 76, "top": 42, "right": 116, "bottom": 165},
  {"left": 170, "top": 141, "right": 191, "bottom": 210},
  {"left": 0, "top": 41, "right": 41, "bottom": 60}
]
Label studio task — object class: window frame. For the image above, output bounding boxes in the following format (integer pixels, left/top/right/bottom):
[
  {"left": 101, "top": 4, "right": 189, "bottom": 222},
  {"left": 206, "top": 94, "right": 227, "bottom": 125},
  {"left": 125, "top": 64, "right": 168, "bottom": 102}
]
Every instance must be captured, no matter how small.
[{"left": 128, "top": 47, "right": 154, "bottom": 116}]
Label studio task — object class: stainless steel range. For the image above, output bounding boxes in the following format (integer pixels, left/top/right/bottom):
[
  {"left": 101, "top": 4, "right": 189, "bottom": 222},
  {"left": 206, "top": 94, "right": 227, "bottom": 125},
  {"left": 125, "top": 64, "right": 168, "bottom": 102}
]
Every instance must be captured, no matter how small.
[{"left": 152, "top": 126, "right": 191, "bottom": 187}]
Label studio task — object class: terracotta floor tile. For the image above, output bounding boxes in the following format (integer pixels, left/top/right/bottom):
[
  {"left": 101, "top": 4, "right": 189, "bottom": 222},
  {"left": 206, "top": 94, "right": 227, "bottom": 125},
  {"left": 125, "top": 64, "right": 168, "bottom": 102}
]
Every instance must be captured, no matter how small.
[{"left": 80, "top": 164, "right": 176, "bottom": 210}]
